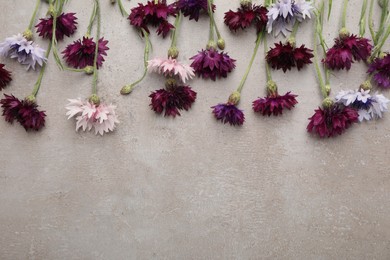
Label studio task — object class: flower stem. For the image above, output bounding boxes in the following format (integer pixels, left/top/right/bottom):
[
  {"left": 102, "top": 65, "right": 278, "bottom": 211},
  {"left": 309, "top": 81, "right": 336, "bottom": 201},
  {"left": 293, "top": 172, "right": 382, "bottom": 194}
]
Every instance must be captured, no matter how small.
[
  {"left": 171, "top": 12, "right": 182, "bottom": 48},
  {"left": 368, "top": 0, "right": 376, "bottom": 44},
  {"left": 209, "top": 0, "right": 222, "bottom": 40},
  {"left": 341, "top": 0, "right": 348, "bottom": 29},
  {"left": 359, "top": 0, "right": 368, "bottom": 36},
  {"left": 289, "top": 20, "right": 300, "bottom": 40},
  {"left": 208, "top": 0, "right": 215, "bottom": 42},
  {"left": 31, "top": 41, "right": 53, "bottom": 97},
  {"left": 371, "top": 22, "right": 390, "bottom": 59},
  {"left": 92, "top": 0, "right": 101, "bottom": 95},
  {"left": 51, "top": 0, "right": 64, "bottom": 70},
  {"left": 236, "top": 32, "right": 263, "bottom": 94},
  {"left": 28, "top": 0, "right": 41, "bottom": 30},
  {"left": 375, "top": 0, "right": 389, "bottom": 45},
  {"left": 314, "top": 3, "right": 328, "bottom": 99},
  {"left": 117, "top": 0, "right": 129, "bottom": 17},
  {"left": 264, "top": 35, "right": 272, "bottom": 82},
  {"left": 87, "top": 0, "right": 98, "bottom": 36}
]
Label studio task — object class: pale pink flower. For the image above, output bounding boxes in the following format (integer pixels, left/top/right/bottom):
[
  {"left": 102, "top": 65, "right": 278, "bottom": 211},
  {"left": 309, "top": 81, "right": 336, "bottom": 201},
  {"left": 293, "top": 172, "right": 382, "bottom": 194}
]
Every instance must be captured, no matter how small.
[
  {"left": 65, "top": 98, "right": 119, "bottom": 135},
  {"left": 147, "top": 57, "right": 195, "bottom": 83}
]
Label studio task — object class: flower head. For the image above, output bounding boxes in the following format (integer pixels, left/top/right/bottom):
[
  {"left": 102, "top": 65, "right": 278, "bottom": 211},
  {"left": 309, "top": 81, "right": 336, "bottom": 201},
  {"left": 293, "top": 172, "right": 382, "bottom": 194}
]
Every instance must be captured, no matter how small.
[
  {"left": 335, "top": 89, "right": 389, "bottom": 121},
  {"left": 128, "top": 0, "right": 176, "bottom": 38},
  {"left": 0, "top": 34, "right": 47, "bottom": 70},
  {"left": 66, "top": 98, "right": 119, "bottom": 135},
  {"left": 62, "top": 37, "right": 109, "bottom": 69},
  {"left": 307, "top": 103, "right": 358, "bottom": 138},
  {"left": 253, "top": 91, "right": 298, "bottom": 116},
  {"left": 0, "top": 94, "right": 46, "bottom": 131},
  {"left": 211, "top": 103, "right": 245, "bottom": 126},
  {"left": 267, "top": 0, "right": 313, "bottom": 36},
  {"left": 0, "top": 64, "right": 12, "bottom": 90},
  {"left": 36, "top": 13, "right": 78, "bottom": 40},
  {"left": 368, "top": 53, "right": 390, "bottom": 89},
  {"left": 149, "top": 85, "right": 197, "bottom": 117},
  {"left": 324, "top": 34, "right": 372, "bottom": 70},
  {"left": 190, "top": 48, "right": 236, "bottom": 81},
  {"left": 147, "top": 57, "right": 195, "bottom": 83},
  {"left": 224, "top": 3, "right": 268, "bottom": 32},
  {"left": 177, "top": 0, "right": 214, "bottom": 21}
]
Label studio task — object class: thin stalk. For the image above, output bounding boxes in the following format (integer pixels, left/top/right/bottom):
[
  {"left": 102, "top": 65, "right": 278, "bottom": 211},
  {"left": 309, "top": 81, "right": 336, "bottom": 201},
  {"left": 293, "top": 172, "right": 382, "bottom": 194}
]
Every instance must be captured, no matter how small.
[
  {"left": 209, "top": 0, "right": 222, "bottom": 40},
  {"left": 368, "top": 0, "right": 376, "bottom": 44},
  {"left": 31, "top": 42, "right": 53, "bottom": 97},
  {"left": 87, "top": 1, "right": 98, "bottom": 36},
  {"left": 118, "top": 0, "right": 129, "bottom": 17},
  {"left": 264, "top": 35, "right": 272, "bottom": 82},
  {"left": 28, "top": 0, "right": 41, "bottom": 30},
  {"left": 289, "top": 21, "right": 300, "bottom": 40},
  {"left": 359, "top": 0, "right": 368, "bottom": 36},
  {"left": 170, "top": 12, "right": 182, "bottom": 48},
  {"left": 51, "top": 0, "right": 63, "bottom": 70},
  {"left": 92, "top": 0, "right": 101, "bottom": 95},
  {"left": 341, "top": 0, "right": 349, "bottom": 29},
  {"left": 328, "top": 0, "right": 333, "bottom": 20},
  {"left": 208, "top": 0, "right": 214, "bottom": 42},
  {"left": 375, "top": 0, "right": 389, "bottom": 44},
  {"left": 236, "top": 32, "right": 263, "bottom": 93},
  {"left": 314, "top": 3, "right": 328, "bottom": 99},
  {"left": 371, "top": 23, "right": 390, "bottom": 59}
]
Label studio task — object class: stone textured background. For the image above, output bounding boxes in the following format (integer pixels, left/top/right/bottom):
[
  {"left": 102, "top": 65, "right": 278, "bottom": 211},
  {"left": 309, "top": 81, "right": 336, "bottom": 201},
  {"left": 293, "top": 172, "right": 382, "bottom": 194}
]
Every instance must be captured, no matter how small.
[{"left": 1, "top": 0, "right": 389, "bottom": 259}]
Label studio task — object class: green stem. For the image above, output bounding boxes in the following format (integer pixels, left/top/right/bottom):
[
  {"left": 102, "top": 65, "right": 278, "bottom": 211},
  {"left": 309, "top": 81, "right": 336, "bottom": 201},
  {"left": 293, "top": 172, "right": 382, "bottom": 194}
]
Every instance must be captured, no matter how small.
[
  {"left": 289, "top": 20, "right": 300, "bottom": 40},
  {"left": 117, "top": 0, "right": 129, "bottom": 17},
  {"left": 209, "top": 0, "right": 222, "bottom": 40},
  {"left": 92, "top": 0, "right": 101, "bottom": 95},
  {"left": 28, "top": 0, "right": 41, "bottom": 30},
  {"left": 359, "top": 0, "right": 368, "bottom": 36},
  {"left": 236, "top": 32, "right": 263, "bottom": 93},
  {"left": 208, "top": 0, "right": 214, "bottom": 42},
  {"left": 171, "top": 12, "right": 182, "bottom": 48},
  {"left": 51, "top": 0, "right": 63, "bottom": 70},
  {"left": 87, "top": 1, "right": 98, "bottom": 36},
  {"left": 31, "top": 42, "right": 53, "bottom": 97},
  {"left": 314, "top": 3, "right": 328, "bottom": 99},
  {"left": 341, "top": 0, "right": 348, "bottom": 29},
  {"left": 371, "top": 23, "right": 390, "bottom": 59},
  {"left": 368, "top": 0, "right": 376, "bottom": 44},
  {"left": 264, "top": 35, "right": 272, "bottom": 82},
  {"left": 375, "top": 0, "right": 389, "bottom": 44}
]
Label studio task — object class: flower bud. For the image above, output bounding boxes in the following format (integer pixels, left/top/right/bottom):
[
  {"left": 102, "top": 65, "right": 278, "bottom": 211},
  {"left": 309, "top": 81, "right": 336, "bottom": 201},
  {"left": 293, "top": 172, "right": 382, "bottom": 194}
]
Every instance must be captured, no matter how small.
[
  {"left": 325, "top": 85, "right": 331, "bottom": 96},
  {"left": 121, "top": 84, "right": 135, "bottom": 95},
  {"left": 217, "top": 38, "right": 226, "bottom": 50},
  {"left": 23, "top": 29, "right": 33, "bottom": 41},
  {"left": 266, "top": 80, "right": 278, "bottom": 95},
  {"left": 89, "top": 94, "right": 100, "bottom": 105},
  {"left": 168, "top": 47, "right": 179, "bottom": 59},
  {"left": 360, "top": 80, "right": 372, "bottom": 91},
  {"left": 339, "top": 27, "right": 350, "bottom": 39},
  {"left": 228, "top": 91, "right": 241, "bottom": 105},
  {"left": 322, "top": 97, "right": 334, "bottom": 109},
  {"left": 206, "top": 41, "right": 217, "bottom": 50},
  {"left": 25, "top": 95, "right": 36, "bottom": 104},
  {"left": 84, "top": 66, "right": 94, "bottom": 75}
]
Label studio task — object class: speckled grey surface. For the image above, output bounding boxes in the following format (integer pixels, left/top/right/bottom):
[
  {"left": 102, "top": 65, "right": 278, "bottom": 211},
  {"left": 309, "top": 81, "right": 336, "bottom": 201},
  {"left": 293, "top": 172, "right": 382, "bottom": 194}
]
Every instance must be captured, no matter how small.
[{"left": 0, "top": 0, "right": 389, "bottom": 259}]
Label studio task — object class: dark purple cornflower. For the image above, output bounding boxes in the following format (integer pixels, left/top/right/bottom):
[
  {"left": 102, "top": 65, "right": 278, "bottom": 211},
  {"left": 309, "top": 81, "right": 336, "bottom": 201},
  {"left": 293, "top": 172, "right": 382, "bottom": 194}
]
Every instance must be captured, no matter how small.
[
  {"left": 224, "top": 3, "right": 268, "bottom": 32},
  {"left": 36, "top": 13, "right": 78, "bottom": 40},
  {"left": 149, "top": 85, "right": 197, "bottom": 117},
  {"left": 0, "top": 64, "right": 12, "bottom": 90},
  {"left": 368, "top": 53, "right": 390, "bottom": 89},
  {"left": 190, "top": 48, "right": 236, "bottom": 81},
  {"left": 128, "top": 0, "right": 176, "bottom": 38},
  {"left": 266, "top": 42, "right": 313, "bottom": 72},
  {"left": 177, "top": 0, "right": 215, "bottom": 21},
  {"left": 307, "top": 103, "right": 358, "bottom": 138},
  {"left": 253, "top": 91, "right": 298, "bottom": 116},
  {"left": 62, "top": 37, "right": 109, "bottom": 69},
  {"left": 324, "top": 34, "right": 372, "bottom": 70},
  {"left": 211, "top": 103, "right": 245, "bottom": 126},
  {"left": 0, "top": 94, "right": 46, "bottom": 131}
]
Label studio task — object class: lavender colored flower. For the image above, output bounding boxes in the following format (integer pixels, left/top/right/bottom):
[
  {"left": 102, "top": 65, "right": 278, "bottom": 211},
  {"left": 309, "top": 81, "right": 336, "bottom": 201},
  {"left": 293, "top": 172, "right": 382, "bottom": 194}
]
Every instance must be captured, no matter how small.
[
  {"left": 177, "top": 0, "right": 214, "bottom": 21},
  {"left": 211, "top": 103, "right": 245, "bottom": 126}
]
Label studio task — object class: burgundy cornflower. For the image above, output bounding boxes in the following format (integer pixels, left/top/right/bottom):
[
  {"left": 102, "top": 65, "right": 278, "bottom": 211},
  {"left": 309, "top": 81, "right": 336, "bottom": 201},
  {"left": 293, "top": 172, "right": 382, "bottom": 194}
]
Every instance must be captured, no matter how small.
[
  {"left": 368, "top": 53, "right": 390, "bottom": 89},
  {"left": 190, "top": 48, "right": 236, "bottom": 81},
  {"left": 177, "top": 0, "right": 215, "bottom": 21},
  {"left": 266, "top": 42, "right": 313, "bottom": 72},
  {"left": 128, "top": 0, "right": 176, "bottom": 38},
  {"left": 253, "top": 91, "right": 298, "bottom": 116},
  {"left": 211, "top": 103, "right": 245, "bottom": 126},
  {"left": 62, "top": 37, "right": 109, "bottom": 69},
  {"left": 307, "top": 104, "right": 359, "bottom": 138},
  {"left": 36, "top": 13, "right": 78, "bottom": 40},
  {"left": 324, "top": 34, "right": 372, "bottom": 70},
  {"left": 224, "top": 3, "right": 268, "bottom": 32},
  {"left": 0, "top": 94, "right": 46, "bottom": 131},
  {"left": 0, "top": 64, "right": 12, "bottom": 90},
  {"left": 149, "top": 85, "right": 197, "bottom": 117}
]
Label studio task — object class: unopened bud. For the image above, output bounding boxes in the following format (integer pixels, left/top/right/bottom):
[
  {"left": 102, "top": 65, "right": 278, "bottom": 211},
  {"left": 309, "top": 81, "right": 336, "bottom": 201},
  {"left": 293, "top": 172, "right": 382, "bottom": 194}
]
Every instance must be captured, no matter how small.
[
  {"left": 168, "top": 47, "right": 179, "bottom": 59},
  {"left": 89, "top": 94, "right": 100, "bottom": 105},
  {"left": 217, "top": 38, "right": 225, "bottom": 50},
  {"left": 121, "top": 84, "right": 134, "bottom": 95},
  {"left": 228, "top": 91, "right": 241, "bottom": 105},
  {"left": 322, "top": 97, "right": 334, "bottom": 109},
  {"left": 23, "top": 29, "right": 33, "bottom": 41},
  {"left": 325, "top": 85, "right": 331, "bottom": 96},
  {"left": 84, "top": 66, "right": 94, "bottom": 75}
]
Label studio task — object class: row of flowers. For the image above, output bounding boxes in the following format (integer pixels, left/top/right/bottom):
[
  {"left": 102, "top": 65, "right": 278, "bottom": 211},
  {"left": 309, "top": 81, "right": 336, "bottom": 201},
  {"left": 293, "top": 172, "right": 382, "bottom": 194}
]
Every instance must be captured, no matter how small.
[{"left": 0, "top": 0, "right": 389, "bottom": 138}]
